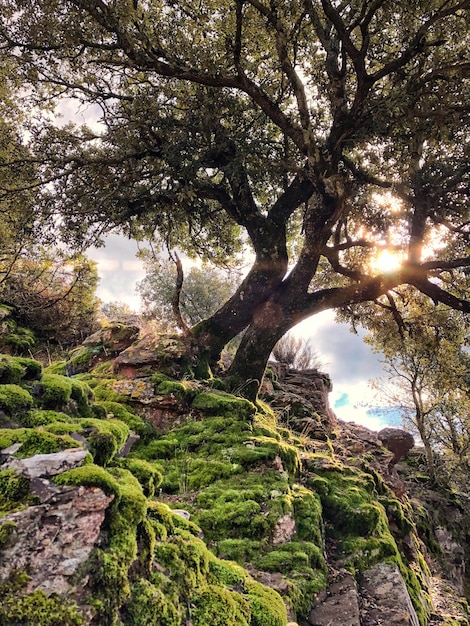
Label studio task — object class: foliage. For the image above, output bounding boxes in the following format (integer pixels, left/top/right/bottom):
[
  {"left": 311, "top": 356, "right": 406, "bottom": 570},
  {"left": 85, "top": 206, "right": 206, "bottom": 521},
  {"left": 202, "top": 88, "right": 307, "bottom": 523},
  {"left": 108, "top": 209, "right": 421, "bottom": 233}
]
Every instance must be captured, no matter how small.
[
  {"left": 137, "top": 250, "right": 240, "bottom": 329},
  {"left": 0, "top": 252, "right": 100, "bottom": 350},
  {"left": 0, "top": 0, "right": 468, "bottom": 396},
  {"left": 351, "top": 287, "right": 470, "bottom": 480}
]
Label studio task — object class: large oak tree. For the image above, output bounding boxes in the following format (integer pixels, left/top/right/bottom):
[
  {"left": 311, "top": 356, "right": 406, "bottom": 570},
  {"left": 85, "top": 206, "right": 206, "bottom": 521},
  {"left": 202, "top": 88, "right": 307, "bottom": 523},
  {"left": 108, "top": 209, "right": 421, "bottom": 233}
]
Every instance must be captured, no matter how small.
[{"left": 1, "top": 0, "right": 469, "bottom": 397}]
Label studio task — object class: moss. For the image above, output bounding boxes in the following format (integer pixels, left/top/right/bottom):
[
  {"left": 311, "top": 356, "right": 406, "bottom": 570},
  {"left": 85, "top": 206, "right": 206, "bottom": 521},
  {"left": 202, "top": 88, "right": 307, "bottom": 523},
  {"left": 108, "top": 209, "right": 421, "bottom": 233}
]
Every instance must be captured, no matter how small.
[
  {"left": 115, "top": 457, "right": 162, "bottom": 497},
  {"left": 0, "top": 578, "right": 84, "bottom": 625},
  {"left": 216, "top": 539, "right": 263, "bottom": 563},
  {"left": 70, "top": 379, "right": 94, "bottom": 417},
  {"left": 43, "top": 361, "right": 67, "bottom": 375},
  {"left": 121, "top": 578, "right": 181, "bottom": 626},
  {"left": 207, "top": 555, "right": 247, "bottom": 586},
  {"left": 19, "top": 410, "right": 71, "bottom": 428},
  {"left": 36, "top": 374, "right": 73, "bottom": 409},
  {"left": 292, "top": 485, "right": 324, "bottom": 548},
  {"left": 53, "top": 463, "right": 121, "bottom": 497},
  {"left": 0, "top": 519, "right": 16, "bottom": 548},
  {"left": 95, "top": 400, "right": 151, "bottom": 436},
  {"left": 65, "top": 346, "right": 101, "bottom": 375},
  {"left": 78, "top": 417, "right": 129, "bottom": 466},
  {"left": 191, "top": 585, "right": 251, "bottom": 626},
  {"left": 156, "top": 379, "right": 198, "bottom": 402},
  {"left": 245, "top": 580, "right": 287, "bottom": 626},
  {"left": 192, "top": 390, "right": 256, "bottom": 420},
  {"left": 0, "top": 470, "right": 31, "bottom": 514},
  {"left": 16, "top": 429, "right": 80, "bottom": 458},
  {"left": 0, "top": 356, "right": 27, "bottom": 384},
  {"left": 0, "top": 384, "right": 34, "bottom": 414}
]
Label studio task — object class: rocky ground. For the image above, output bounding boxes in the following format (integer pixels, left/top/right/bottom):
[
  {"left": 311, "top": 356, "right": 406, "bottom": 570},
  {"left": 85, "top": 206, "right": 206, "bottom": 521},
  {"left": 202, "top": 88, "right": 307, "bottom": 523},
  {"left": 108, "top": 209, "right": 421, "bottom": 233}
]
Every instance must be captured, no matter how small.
[{"left": 0, "top": 321, "right": 469, "bottom": 625}]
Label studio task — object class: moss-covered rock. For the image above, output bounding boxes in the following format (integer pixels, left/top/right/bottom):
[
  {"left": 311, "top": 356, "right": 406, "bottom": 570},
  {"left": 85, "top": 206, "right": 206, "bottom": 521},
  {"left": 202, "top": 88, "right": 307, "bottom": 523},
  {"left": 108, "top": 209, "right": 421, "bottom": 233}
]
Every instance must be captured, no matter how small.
[
  {"left": 35, "top": 374, "right": 73, "bottom": 409},
  {"left": 0, "top": 384, "right": 34, "bottom": 415}
]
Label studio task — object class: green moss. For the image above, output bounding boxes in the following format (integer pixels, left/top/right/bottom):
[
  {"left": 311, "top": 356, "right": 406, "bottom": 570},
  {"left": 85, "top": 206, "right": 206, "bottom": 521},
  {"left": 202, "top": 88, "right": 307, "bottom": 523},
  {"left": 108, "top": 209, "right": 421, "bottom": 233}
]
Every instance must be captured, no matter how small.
[
  {"left": 0, "top": 384, "right": 34, "bottom": 414},
  {"left": 156, "top": 379, "right": 198, "bottom": 402},
  {"left": 70, "top": 379, "right": 94, "bottom": 417},
  {"left": 216, "top": 539, "right": 263, "bottom": 563},
  {"left": 78, "top": 417, "right": 129, "bottom": 466},
  {"left": 192, "top": 390, "right": 256, "bottom": 420},
  {"left": 245, "top": 580, "right": 287, "bottom": 626},
  {"left": 207, "top": 555, "right": 247, "bottom": 586},
  {"left": 95, "top": 400, "right": 151, "bottom": 436},
  {"left": 43, "top": 361, "right": 67, "bottom": 375},
  {"left": 0, "top": 579, "right": 84, "bottom": 625},
  {"left": 19, "top": 410, "right": 71, "bottom": 428},
  {"left": 0, "top": 470, "right": 31, "bottom": 514},
  {"left": 121, "top": 578, "right": 181, "bottom": 626},
  {"left": 0, "top": 520, "right": 16, "bottom": 548},
  {"left": 37, "top": 374, "right": 73, "bottom": 409},
  {"left": 53, "top": 463, "right": 121, "bottom": 497},
  {"left": 292, "top": 485, "right": 324, "bottom": 548},
  {"left": 0, "top": 356, "right": 26, "bottom": 384},
  {"left": 115, "top": 458, "right": 162, "bottom": 497},
  {"left": 16, "top": 429, "right": 80, "bottom": 458},
  {"left": 66, "top": 346, "right": 101, "bottom": 375},
  {"left": 191, "top": 585, "right": 250, "bottom": 626}
]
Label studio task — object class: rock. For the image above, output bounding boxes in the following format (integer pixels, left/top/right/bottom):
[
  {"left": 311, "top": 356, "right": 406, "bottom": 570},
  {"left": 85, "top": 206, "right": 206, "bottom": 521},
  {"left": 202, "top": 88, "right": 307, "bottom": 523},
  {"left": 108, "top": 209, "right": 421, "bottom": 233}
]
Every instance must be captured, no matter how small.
[
  {"left": 359, "top": 562, "right": 421, "bottom": 626},
  {"left": 113, "top": 378, "right": 156, "bottom": 404},
  {"left": 0, "top": 485, "right": 114, "bottom": 595},
  {"left": 83, "top": 322, "right": 140, "bottom": 352},
  {"left": 263, "top": 364, "right": 336, "bottom": 437},
  {"left": 272, "top": 514, "right": 297, "bottom": 546},
  {"left": 308, "top": 571, "right": 361, "bottom": 625},
  {"left": 116, "top": 432, "right": 140, "bottom": 458},
  {"left": 113, "top": 333, "right": 190, "bottom": 378},
  {"left": 172, "top": 509, "right": 191, "bottom": 520},
  {"left": 378, "top": 428, "right": 415, "bottom": 466},
  {"left": 1, "top": 448, "right": 88, "bottom": 478}
]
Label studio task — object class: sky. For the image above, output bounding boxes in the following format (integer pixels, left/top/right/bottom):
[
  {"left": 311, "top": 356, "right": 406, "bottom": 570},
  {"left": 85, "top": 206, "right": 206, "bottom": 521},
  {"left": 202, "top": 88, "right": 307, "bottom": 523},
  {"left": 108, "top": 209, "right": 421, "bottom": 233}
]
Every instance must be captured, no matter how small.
[{"left": 87, "top": 235, "right": 401, "bottom": 432}]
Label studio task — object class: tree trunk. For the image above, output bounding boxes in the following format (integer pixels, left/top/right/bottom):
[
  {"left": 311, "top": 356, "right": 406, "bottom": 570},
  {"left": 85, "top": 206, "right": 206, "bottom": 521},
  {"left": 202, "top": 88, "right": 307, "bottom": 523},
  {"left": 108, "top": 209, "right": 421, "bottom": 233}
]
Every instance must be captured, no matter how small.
[{"left": 190, "top": 224, "right": 289, "bottom": 366}]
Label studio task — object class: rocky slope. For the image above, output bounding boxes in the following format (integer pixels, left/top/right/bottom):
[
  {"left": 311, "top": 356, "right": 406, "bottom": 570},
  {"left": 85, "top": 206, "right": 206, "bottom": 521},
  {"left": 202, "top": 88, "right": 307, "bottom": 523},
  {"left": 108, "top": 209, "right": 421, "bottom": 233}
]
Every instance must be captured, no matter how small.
[{"left": 0, "top": 322, "right": 469, "bottom": 625}]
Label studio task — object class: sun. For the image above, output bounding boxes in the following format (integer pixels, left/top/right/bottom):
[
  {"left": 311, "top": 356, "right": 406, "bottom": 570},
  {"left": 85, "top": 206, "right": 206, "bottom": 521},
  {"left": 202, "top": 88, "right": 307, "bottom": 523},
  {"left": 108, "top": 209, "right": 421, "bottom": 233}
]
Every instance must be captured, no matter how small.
[{"left": 372, "top": 249, "right": 404, "bottom": 275}]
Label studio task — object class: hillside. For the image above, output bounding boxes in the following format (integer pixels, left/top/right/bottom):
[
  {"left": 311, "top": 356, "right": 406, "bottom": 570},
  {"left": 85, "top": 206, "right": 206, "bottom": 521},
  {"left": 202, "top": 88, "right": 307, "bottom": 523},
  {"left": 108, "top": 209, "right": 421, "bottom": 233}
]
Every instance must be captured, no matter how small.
[{"left": 0, "top": 320, "right": 469, "bottom": 626}]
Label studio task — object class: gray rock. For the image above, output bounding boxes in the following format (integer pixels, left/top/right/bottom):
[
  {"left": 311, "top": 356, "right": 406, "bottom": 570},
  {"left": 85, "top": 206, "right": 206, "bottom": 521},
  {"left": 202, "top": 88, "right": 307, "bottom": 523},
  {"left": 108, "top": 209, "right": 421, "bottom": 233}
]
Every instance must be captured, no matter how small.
[
  {"left": 359, "top": 562, "right": 420, "bottom": 626},
  {"left": 308, "top": 571, "right": 360, "bottom": 625},
  {"left": 1, "top": 448, "right": 88, "bottom": 478}
]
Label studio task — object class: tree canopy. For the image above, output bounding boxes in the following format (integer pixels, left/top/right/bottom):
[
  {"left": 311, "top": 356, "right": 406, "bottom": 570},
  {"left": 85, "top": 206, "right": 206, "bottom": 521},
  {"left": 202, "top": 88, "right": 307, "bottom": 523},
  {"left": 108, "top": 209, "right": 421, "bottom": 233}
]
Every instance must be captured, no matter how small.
[
  {"left": 354, "top": 286, "right": 470, "bottom": 480},
  {"left": 1, "top": 0, "right": 469, "bottom": 397}
]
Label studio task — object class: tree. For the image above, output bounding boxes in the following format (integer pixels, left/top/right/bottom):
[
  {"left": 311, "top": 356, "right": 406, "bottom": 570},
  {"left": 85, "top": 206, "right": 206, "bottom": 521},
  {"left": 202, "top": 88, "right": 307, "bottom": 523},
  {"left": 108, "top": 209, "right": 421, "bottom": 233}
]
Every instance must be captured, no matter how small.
[
  {"left": 137, "top": 251, "right": 240, "bottom": 330},
  {"left": 355, "top": 287, "right": 470, "bottom": 480},
  {"left": 1, "top": 250, "right": 100, "bottom": 350},
  {"left": 0, "top": 0, "right": 469, "bottom": 398}
]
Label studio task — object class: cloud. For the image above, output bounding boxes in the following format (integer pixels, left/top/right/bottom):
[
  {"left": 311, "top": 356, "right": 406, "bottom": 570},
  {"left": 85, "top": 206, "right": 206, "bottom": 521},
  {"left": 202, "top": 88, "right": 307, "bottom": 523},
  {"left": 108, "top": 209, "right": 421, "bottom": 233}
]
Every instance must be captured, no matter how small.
[{"left": 87, "top": 235, "right": 145, "bottom": 309}]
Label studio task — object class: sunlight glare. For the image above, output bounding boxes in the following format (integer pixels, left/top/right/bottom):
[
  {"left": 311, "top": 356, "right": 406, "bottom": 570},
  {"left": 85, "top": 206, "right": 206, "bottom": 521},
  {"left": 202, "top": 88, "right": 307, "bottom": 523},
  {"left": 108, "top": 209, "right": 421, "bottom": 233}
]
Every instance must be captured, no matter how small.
[{"left": 372, "top": 249, "right": 404, "bottom": 275}]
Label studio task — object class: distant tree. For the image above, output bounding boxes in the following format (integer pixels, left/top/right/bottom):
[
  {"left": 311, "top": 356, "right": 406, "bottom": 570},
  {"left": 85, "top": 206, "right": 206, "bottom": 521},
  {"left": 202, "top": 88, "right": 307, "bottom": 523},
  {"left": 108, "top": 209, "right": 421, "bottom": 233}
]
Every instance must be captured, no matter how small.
[
  {"left": 100, "top": 301, "right": 136, "bottom": 320},
  {"left": 272, "top": 333, "right": 322, "bottom": 371},
  {"left": 1, "top": 251, "right": 100, "bottom": 350},
  {"left": 356, "top": 287, "right": 470, "bottom": 480},
  {"left": 137, "top": 251, "right": 240, "bottom": 330},
  {"left": 1, "top": 0, "right": 469, "bottom": 398}
]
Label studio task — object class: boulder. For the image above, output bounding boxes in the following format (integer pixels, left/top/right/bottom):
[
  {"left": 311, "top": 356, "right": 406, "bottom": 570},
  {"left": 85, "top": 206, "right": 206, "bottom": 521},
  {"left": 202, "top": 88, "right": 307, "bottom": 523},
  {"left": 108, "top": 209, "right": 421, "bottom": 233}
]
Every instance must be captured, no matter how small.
[
  {"left": 0, "top": 485, "right": 114, "bottom": 595},
  {"left": 1, "top": 448, "right": 88, "bottom": 479},
  {"left": 378, "top": 427, "right": 414, "bottom": 466},
  {"left": 359, "top": 562, "right": 421, "bottom": 626}
]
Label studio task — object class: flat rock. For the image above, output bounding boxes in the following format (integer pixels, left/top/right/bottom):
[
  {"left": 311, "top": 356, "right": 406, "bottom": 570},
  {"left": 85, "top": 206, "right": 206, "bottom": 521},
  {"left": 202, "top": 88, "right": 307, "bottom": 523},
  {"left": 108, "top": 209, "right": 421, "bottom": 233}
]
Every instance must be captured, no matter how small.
[
  {"left": 1, "top": 448, "right": 88, "bottom": 478},
  {"left": 308, "top": 571, "right": 360, "bottom": 625},
  {"left": 359, "top": 562, "right": 421, "bottom": 626},
  {"left": 0, "top": 485, "right": 114, "bottom": 595}
]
